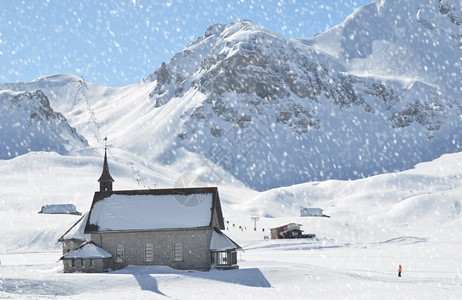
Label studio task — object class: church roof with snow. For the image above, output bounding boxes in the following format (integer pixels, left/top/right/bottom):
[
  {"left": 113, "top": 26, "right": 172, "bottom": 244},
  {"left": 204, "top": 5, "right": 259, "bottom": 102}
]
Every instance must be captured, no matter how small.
[{"left": 84, "top": 187, "right": 224, "bottom": 233}]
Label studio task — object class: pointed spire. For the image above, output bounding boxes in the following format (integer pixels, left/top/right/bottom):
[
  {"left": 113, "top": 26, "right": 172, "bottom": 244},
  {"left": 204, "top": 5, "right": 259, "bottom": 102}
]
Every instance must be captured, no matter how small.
[{"left": 98, "top": 147, "right": 114, "bottom": 192}]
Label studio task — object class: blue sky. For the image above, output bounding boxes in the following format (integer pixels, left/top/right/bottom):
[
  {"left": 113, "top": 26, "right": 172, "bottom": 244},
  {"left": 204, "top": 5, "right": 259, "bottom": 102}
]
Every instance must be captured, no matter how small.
[{"left": 0, "top": 0, "right": 370, "bottom": 87}]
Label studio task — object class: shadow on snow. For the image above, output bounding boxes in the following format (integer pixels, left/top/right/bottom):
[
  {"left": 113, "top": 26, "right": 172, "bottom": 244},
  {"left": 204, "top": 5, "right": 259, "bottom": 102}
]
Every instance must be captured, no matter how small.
[
  {"left": 131, "top": 272, "right": 168, "bottom": 297},
  {"left": 112, "top": 265, "right": 272, "bottom": 296},
  {"left": 0, "top": 278, "right": 76, "bottom": 296}
]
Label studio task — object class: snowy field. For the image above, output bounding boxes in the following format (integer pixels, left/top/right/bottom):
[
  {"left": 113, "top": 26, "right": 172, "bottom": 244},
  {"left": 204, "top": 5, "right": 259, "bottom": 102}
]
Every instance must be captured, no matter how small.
[
  {"left": 1, "top": 227, "right": 462, "bottom": 299},
  {"left": 1, "top": 151, "right": 461, "bottom": 299}
]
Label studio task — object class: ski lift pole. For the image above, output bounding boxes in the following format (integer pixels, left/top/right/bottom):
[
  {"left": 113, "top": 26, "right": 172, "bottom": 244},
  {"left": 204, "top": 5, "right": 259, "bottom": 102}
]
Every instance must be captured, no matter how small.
[{"left": 251, "top": 214, "right": 260, "bottom": 231}]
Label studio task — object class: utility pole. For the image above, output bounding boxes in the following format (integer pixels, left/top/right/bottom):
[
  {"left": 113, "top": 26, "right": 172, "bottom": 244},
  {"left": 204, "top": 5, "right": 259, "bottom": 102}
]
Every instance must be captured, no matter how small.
[{"left": 251, "top": 214, "right": 260, "bottom": 231}]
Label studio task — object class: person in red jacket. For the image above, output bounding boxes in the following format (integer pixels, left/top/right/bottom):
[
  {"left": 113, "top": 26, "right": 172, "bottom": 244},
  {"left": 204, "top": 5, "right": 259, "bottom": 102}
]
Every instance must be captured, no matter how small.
[{"left": 398, "top": 265, "right": 402, "bottom": 277}]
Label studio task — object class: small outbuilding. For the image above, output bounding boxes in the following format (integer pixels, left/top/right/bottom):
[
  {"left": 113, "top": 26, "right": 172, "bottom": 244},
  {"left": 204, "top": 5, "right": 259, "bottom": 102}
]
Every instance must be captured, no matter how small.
[
  {"left": 38, "top": 204, "right": 81, "bottom": 215},
  {"left": 270, "top": 223, "right": 315, "bottom": 239},
  {"left": 300, "top": 207, "right": 330, "bottom": 218},
  {"left": 60, "top": 242, "right": 112, "bottom": 273}
]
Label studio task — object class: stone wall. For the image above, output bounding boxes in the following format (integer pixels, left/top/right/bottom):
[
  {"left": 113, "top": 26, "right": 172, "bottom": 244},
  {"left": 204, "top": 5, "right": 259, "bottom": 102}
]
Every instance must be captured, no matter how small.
[
  {"left": 91, "top": 228, "right": 212, "bottom": 271},
  {"left": 62, "top": 238, "right": 85, "bottom": 255},
  {"left": 62, "top": 258, "right": 110, "bottom": 273}
]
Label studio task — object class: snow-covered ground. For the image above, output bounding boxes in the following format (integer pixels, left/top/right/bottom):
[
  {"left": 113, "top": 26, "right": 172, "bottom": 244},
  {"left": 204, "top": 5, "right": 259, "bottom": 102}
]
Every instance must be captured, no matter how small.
[
  {"left": 0, "top": 150, "right": 461, "bottom": 298},
  {"left": 1, "top": 226, "right": 461, "bottom": 299}
]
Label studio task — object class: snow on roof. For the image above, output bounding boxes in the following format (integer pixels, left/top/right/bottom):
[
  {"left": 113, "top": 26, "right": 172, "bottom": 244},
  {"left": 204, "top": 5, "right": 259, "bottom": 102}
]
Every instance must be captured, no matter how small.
[
  {"left": 210, "top": 228, "right": 241, "bottom": 251},
  {"left": 88, "top": 192, "right": 214, "bottom": 232},
  {"left": 39, "top": 204, "right": 81, "bottom": 215},
  {"left": 61, "top": 242, "right": 112, "bottom": 260},
  {"left": 300, "top": 208, "right": 323, "bottom": 216},
  {"left": 60, "top": 212, "right": 91, "bottom": 241},
  {"left": 271, "top": 223, "right": 303, "bottom": 230}
]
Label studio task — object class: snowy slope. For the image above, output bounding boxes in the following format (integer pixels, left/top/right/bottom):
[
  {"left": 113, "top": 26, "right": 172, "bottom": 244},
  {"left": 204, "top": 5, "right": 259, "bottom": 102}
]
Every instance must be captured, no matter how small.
[
  {"left": 308, "top": 0, "right": 462, "bottom": 94},
  {"left": 0, "top": 74, "right": 158, "bottom": 149},
  {"left": 0, "top": 148, "right": 460, "bottom": 251},
  {"left": 0, "top": 149, "right": 461, "bottom": 298}
]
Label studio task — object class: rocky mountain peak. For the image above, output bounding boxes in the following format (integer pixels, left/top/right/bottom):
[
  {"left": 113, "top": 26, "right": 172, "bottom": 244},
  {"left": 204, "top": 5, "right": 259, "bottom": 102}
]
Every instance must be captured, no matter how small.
[
  {"left": 0, "top": 89, "right": 88, "bottom": 159},
  {"left": 142, "top": 3, "right": 461, "bottom": 190}
]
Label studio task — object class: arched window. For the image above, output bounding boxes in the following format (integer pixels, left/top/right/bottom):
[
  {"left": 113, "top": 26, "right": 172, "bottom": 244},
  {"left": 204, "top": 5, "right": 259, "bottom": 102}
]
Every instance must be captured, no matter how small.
[
  {"left": 174, "top": 243, "right": 183, "bottom": 261},
  {"left": 116, "top": 243, "right": 124, "bottom": 263},
  {"left": 145, "top": 243, "right": 153, "bottom": 262}
]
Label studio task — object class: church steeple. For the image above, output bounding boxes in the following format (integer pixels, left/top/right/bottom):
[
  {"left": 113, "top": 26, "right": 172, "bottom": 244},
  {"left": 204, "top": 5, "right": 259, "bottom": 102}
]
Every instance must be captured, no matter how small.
[{"left": 98, "top": 147, "right": 114, "bottom": 192}]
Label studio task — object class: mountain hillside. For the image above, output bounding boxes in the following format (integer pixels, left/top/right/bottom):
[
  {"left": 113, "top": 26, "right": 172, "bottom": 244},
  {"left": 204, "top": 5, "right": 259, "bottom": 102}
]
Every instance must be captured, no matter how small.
[
  {"left": 1, "top": 0, "right": 461, "bottom": 191},
  {"left": 307, "top": 0, "right": 462, "bottom": 95},
  {"left": 0, "top": 89, "right": 88, "bottom": 159},
  {"left": 142, "top": 0, "right": 462, "bottom": 190}
]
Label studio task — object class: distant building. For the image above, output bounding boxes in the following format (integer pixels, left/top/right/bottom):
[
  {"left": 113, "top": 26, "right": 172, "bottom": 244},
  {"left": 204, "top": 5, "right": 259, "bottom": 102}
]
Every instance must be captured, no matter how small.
[
  {"left": 300, "top": 207, "right": 330, "bottom": 218},
  {"left": 59, "top": 148, "right": 241, "bottom": 273},
  {"left": 38, "top": 204, "right": 81, "bottom": 215},
  {"left": 270, "top": 223, "right": 315, "bottom": 239}
]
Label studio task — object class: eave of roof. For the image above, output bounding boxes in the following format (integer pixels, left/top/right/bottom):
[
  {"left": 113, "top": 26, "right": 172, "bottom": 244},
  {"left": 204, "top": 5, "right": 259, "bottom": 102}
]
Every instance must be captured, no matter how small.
[{"left": 85, "top": 226, "right": 212, "bottom": 235}]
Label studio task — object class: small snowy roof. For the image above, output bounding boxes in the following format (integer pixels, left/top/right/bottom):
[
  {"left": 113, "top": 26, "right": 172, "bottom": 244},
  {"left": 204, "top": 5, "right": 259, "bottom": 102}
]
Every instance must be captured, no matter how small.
[
  {"left": 39, "top": 204, "right": 81, "bottom": 215},
  {"left": 300, "top": 208, "right": 323, "bottom": 216},
  {"left": 59, "top": 212, "right": 91, "bottom": 242},
  {"left": 271, "top": 223, "right": 303, "bottom": 230},
  {"left": 210, "top": 228, "right": 242, "bottom": 251},
  {"left": 61, "top": 242, "right": 112, "bottom": 260},
  {"left": 85, "top": 188, "right": 223, "bottom": 233}
]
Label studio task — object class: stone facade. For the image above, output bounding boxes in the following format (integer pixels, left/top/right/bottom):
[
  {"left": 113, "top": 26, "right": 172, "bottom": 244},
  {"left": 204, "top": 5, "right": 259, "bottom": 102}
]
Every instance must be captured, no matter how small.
[
  {"left": 62, "top": 257, "right": 110, "bottom": 273},
  {"left": 62, "top": 238, "right": 86, "bottom": 255},
  {"left": 92, "top": 228, "right": 213, "bottom": 271}
]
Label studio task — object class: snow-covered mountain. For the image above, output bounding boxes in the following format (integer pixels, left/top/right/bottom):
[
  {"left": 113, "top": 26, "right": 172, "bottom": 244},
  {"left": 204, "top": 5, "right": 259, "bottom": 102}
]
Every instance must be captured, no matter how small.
[
  {"left": 0, "top": 88, "right": 88, "bottom": 159},
  {"left": 1, "top": 0, "right": 461, "bottom": 191}
]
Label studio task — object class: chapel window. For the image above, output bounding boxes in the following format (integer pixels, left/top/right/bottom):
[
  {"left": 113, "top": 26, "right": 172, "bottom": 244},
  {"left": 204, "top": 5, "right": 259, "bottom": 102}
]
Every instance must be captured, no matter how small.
[
  {"left": 174, "top": 243, "right": 183, "bottom": 261},
  {"left": 145, "top": 243, "right": 153, "bottom": 262},
  {"left": 116, "top": 243, "right": 124, "bottom": 263}
]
